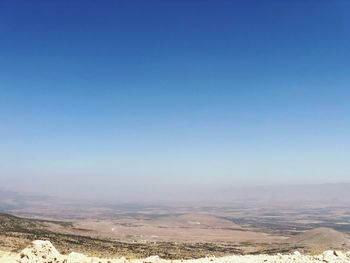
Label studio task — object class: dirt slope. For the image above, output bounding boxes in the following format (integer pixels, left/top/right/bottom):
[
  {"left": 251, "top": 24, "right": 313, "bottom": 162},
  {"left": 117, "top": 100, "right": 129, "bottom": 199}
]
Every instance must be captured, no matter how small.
[
  {"left": 286, "top": 227, "right": 350, "bottom": 253},
  {"left": 1, "top": 240, "right": 350, "bottom": 263}
]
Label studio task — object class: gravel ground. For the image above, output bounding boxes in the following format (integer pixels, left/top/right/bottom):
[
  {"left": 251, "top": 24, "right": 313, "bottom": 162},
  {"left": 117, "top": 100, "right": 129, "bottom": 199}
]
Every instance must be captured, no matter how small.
[{"left": 0, "top": 240, "right": 350, "bottom": 263}]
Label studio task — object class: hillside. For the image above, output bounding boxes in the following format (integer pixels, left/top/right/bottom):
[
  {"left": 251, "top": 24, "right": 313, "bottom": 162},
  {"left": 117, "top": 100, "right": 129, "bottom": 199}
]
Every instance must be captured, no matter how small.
[
  {"left": 286, "top": 228, "right": 350, "bottom": 253},
  {"left": 0, "top": 213, "right": 243, "bottom": 259},
  {"left": 1, "top": 240, "right": 350, "bottom": 263},
  {"left": 1, "top": 212, "right": 350, "bottom": 259}
]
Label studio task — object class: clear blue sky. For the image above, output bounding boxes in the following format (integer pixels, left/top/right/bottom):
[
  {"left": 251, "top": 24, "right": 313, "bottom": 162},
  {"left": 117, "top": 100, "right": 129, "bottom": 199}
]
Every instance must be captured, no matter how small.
[{"left": 0, "top": 1, "right": 349, "bottom": 201}]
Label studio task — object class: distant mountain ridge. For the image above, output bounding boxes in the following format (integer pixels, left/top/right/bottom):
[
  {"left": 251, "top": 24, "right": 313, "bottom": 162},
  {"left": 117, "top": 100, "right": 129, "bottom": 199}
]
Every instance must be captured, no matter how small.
[
  {"left": 216, "top": 183, "right": 350, "bottom": 205},
  {"left": 2, "top": 183, "right": 350, "bottom": 207},
  {"left": 0, "top": 190, "right": 25, "bottom": 211},
  {"left": 0, "top": 189, "right": 55, "bottom": 213}
]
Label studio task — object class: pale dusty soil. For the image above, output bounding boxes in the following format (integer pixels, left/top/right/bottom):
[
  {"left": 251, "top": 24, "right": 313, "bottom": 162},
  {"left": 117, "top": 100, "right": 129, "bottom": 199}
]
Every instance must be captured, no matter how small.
[
  {"left": 1, "top": 240, "right": 350, "bottom": 263},
  {"left": 69, "top": 213, "right": 283, "bottom": 243},
  {"left": 72, "top": 220, "right": 278, "bottom": 242}
]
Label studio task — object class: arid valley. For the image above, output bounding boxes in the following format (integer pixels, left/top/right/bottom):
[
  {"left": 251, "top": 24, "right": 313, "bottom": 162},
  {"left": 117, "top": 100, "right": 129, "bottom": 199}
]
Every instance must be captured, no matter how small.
[
  {"left": 1, "top": 188, "right": 350, "bottom": 260},
  {"left": 2, "top": 0, "right": 350, "bottom": 262}
]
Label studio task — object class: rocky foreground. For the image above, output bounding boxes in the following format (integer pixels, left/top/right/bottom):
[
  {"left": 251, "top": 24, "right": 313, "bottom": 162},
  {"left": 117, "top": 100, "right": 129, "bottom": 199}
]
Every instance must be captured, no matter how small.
[{"left": 0, "top": 241, "right": 350, "bottom": 263}]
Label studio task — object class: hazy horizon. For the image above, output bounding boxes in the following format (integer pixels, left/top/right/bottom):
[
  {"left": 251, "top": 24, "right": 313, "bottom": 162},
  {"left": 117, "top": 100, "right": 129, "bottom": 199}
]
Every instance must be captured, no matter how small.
[
  {"left": 1, "top": 1, "right": 349, "bottom": 203},
  {"left": 1, "top": 182, "right": 350, "bottom": 206}
]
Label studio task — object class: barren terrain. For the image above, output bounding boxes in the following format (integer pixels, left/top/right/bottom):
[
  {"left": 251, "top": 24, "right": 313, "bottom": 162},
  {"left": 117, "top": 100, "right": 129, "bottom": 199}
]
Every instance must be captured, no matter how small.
[
  {"left": 1, "top": 189, "right": 350, "bottom": 259},
  {"left": 1, "top": 240, "right": 350, "bottom": 263}
]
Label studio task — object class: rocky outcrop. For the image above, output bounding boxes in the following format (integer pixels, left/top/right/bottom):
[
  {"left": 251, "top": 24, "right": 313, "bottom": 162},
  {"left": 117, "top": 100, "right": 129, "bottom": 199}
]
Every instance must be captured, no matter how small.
[
  {"left": 19, "top": 240, "right": 61, "bottom": 263},
  {"left": 0, "top": 240, "right": 349, "bottom": 263}
]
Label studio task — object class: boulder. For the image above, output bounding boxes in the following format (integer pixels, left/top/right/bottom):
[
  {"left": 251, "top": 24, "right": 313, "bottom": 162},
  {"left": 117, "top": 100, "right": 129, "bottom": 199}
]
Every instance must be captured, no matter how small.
[
  {"left": 67, "top": 252, "right": 90, "bottom": 263},
  {"left": 18, "top": 240, "right": 62, "bottom": 263}
]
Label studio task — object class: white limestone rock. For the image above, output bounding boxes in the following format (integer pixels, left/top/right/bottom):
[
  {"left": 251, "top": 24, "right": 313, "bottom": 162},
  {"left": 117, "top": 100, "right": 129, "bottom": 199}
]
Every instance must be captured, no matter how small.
[
  {"left": 18, "top": 240, "right": 62, "bottom": 263},
  {"left": 4, "top": 240, "right": 350, "bottom": 263}
]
